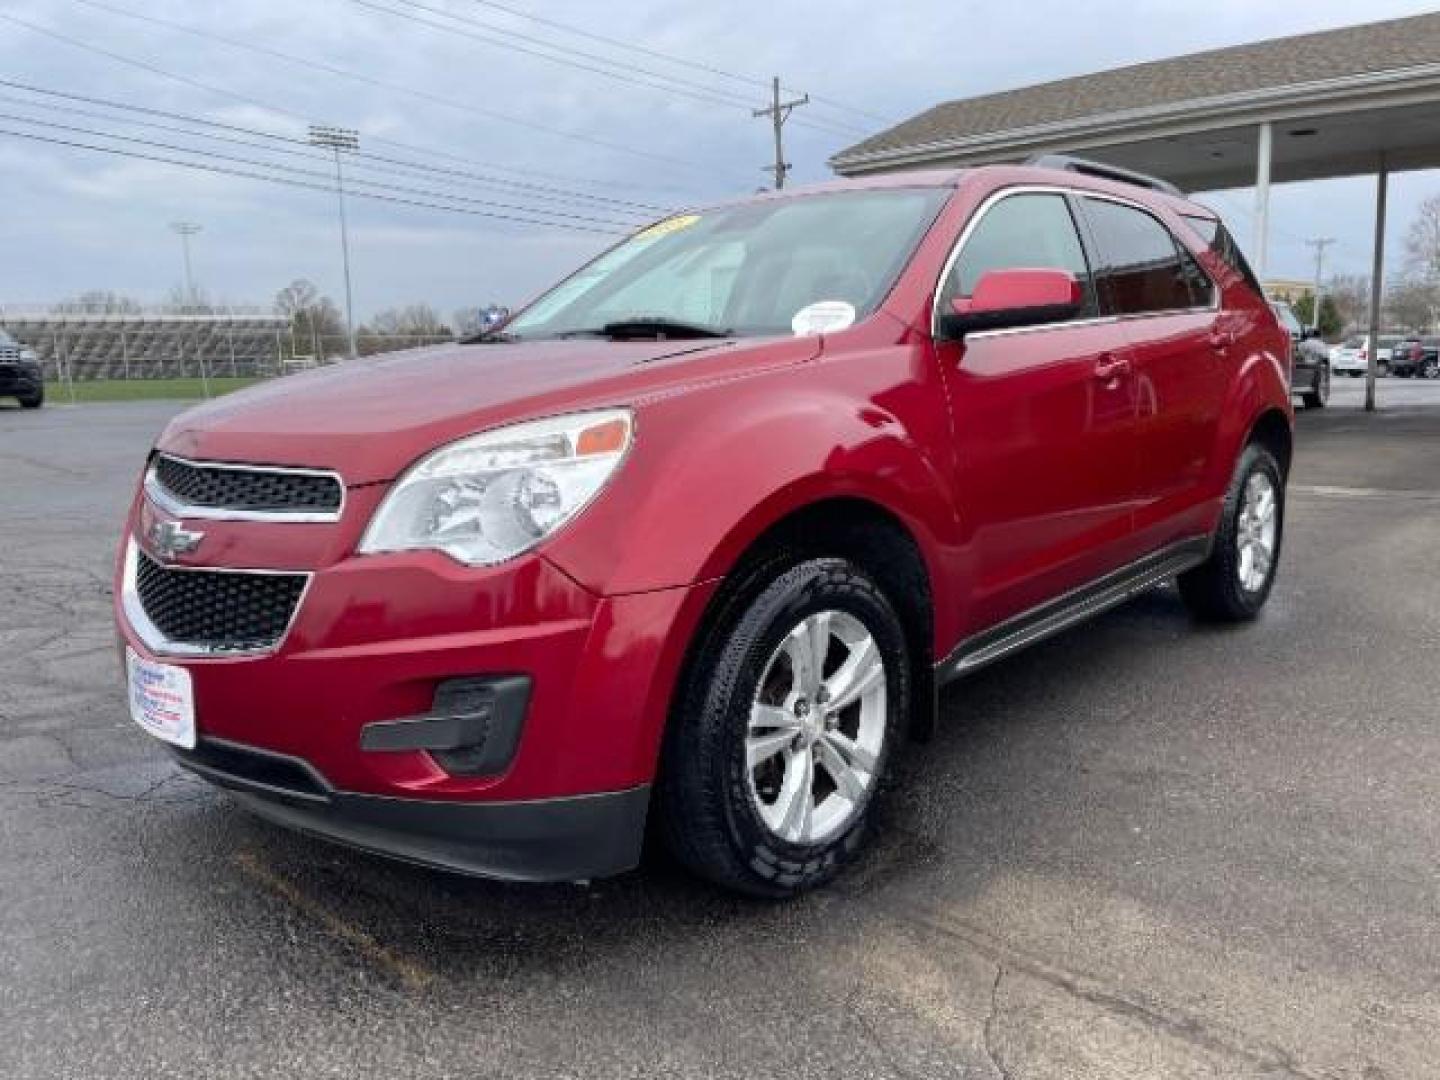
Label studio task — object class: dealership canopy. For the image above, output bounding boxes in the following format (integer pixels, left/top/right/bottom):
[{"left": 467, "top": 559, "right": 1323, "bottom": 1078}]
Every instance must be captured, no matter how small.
[{"left": 832, "top": 13, "right": 1440, "bottom": 409}]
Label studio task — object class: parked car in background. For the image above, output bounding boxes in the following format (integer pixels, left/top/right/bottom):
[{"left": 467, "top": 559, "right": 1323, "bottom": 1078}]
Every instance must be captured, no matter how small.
[
  {"left": 1270, "top": 302, "right": 1329, "bottom": 407},
  {"left": 1388, "top": 337, "right": 1440, "bottom": 378},
  {"left": 1330, "top": 335, "right": 1392, "bottom": 377},
  {"left": 0, "top": 329, "right": 43, "bottom": 408},
  {"left": 114, "top": 160, "right": 1293, "bottom": 897}
]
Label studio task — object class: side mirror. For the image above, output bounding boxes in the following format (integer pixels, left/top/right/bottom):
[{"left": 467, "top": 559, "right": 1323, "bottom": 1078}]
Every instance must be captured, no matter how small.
[{"left": 940, "top": 268, "right": 1083, "bottom": 339}]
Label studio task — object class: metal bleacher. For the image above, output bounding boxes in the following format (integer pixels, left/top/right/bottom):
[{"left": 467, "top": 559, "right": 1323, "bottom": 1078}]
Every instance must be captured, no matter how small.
[{"left": 0, "top": 305, "right": 288, "bottom": 381}]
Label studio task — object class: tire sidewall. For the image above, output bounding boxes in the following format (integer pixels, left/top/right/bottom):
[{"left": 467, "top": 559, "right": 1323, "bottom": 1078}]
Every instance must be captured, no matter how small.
[
  {"left": 1215, "top": 446, "right": 1285, "bottom": 616},
  {"left": 704, "top": 560, "right": 909, "bottom": 893}
]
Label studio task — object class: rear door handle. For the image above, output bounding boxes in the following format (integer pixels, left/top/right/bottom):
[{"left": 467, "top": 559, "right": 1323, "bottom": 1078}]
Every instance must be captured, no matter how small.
[{"left": 1093, "top": 355, "right": 1131, "bottom": 382}]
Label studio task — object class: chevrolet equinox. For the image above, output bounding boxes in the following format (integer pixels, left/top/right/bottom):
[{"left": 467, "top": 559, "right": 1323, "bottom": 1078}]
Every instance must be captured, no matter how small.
[{"left": 117, "top": 158, "right": 1293, "bottom": 897}]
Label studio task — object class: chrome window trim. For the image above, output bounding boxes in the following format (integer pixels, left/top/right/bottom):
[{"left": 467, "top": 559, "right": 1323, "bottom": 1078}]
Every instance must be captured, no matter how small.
[
  {"left": 120, "top": 538, "right": 313, "bottom": 658},
  {"left": 146, "top": 453, "right": 346, "bottom": 524},
  {"left": 930, "top": 183, "right": 1219, "bottom": 340}
]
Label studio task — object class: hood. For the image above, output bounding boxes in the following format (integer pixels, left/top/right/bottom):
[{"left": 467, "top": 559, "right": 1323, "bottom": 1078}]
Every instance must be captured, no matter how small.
[{"left": 157, "top": 336, "right": 814, "bottom": 484}]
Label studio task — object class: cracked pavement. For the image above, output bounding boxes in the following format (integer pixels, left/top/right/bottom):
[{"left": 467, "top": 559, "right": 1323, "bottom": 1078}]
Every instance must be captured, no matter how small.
[{"left": 2, "top": 397, "right": 1439, "bottom": 1079}]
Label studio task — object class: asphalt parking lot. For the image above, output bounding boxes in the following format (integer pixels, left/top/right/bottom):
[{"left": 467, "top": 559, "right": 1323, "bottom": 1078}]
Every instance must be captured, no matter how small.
[{"left": 3, "top": 391, "right": 1439, "bottom": 1079}]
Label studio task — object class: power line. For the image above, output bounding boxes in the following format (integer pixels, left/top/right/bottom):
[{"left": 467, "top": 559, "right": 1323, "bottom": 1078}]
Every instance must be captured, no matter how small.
[
  {"left": 58, "top": 0, "right": 714, "bottom": 173},
  {"left": 0, "top": 80, "right": 666, "bottom": 215},
  {"left": 0, "top": 125, "right": 626, "bottom": 234},
  {"left": 354, "top": 0, "right": 868, "bottom": 138},
  {"left": 456, "top": 0, "right": 894, "bottom": 127},
  {"left": 0, "top": 113, "right": 638, "bottom": 231},
  {"left": 4, "top": 17, "right": 693, "bottom": 199}
]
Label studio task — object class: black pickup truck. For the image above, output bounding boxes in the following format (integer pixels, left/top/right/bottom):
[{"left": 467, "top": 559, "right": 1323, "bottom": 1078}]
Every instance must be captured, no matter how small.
[{"left": 0, "top": 329, "right": 43, "bottom": 408}]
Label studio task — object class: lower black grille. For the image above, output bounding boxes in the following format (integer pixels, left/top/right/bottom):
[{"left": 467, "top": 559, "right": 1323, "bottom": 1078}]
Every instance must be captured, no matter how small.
[
  {"left": 153, "top": 454, "right": 342, "bottom": 515},
  {"left": 135, "top": 548, "right": 307, "bottom": 651},
  {"left": 173, "top": 738, "right": 330, "bottom": 802}
]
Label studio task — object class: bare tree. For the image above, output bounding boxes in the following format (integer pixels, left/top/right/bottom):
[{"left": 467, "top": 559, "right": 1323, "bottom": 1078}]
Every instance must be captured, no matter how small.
[
  {"left": 52, "top": 290, "right": 143, "bottom": 315},
  {"left": 1405, "top": 194, "right": 1440, "bottom": 283},
  {"left": 1384, "top": 277, "right": 1437, "bottom": 332},
  {"left": 359, "top": 304, "right": 453, "bottom": 355},
  {"left": 273, "top": 279, "right": 344, "bottom": 360},
  {"left": 1325, "top": 273, "right": 1371, "bottom": 332}
]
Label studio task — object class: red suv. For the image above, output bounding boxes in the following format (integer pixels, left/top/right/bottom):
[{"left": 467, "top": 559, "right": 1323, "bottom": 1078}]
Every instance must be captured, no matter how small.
[{"left": 116, "top": 158, "right": 1292, "bottom": 896}]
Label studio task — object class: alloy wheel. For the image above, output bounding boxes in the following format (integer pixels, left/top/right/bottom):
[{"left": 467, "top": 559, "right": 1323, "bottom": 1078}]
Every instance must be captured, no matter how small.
[
  {"left": 1236, "top": 472, "right": 1278, "bottom": 593},
  {"left": 745, "top": 610, "right": 886, "bottom": 845}
]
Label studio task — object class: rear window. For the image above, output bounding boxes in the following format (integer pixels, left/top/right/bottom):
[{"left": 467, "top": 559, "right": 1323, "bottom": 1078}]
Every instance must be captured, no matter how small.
[
  {"left": 1082, "top": 197, "right": 1196, "bottom": 315},
  {"left": 1182, "top": 213, "right": 1264, "bottom": 298}
]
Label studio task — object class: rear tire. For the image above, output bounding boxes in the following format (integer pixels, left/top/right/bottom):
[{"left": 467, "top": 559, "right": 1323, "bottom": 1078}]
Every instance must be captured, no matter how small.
[
  {"left": 1179, "top": 443, "right": 1284, "bottom": 623},
  {"left": 18, "top": 390, "right": 43, "bottom": 409},
  {"left": 1301, "top": 365, "right": 1329, "bottom": 409},
  {"left": 658, "top": 557, "right": 909, "bottom": 898}
]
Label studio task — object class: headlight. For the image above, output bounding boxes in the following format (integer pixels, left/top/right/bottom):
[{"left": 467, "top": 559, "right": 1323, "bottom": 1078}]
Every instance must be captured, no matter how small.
[{"left": 359, "top": 409, "right": 632, "bottom": 566}]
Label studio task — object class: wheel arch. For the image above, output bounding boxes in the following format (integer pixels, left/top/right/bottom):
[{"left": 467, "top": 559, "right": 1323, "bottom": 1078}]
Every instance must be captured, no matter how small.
[
  {"left": 671, "top": 495, "right": 940, "bottom": 747},
  {"left": 1247, "top": 406, "right": 1294, "bottom": 478}
]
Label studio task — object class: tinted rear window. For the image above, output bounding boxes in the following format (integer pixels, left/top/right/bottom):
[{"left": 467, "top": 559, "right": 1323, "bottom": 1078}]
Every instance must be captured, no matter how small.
[{"left": 1082, "top": 198, "right": 1194, "bottom": 315}]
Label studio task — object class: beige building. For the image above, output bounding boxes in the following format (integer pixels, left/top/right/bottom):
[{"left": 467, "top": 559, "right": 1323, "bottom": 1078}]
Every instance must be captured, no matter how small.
[{"left": 1263, "top": 280, "right": 1313, "bottom": 303}]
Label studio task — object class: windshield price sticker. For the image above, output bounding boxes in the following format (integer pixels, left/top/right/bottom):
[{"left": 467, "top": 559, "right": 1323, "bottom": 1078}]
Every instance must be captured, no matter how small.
[
  {"left": 634, "top": 214, "right": 701, "bottom": 241},
  {"left": 791, "top": 300, "right": 857, "bottom": 337}
]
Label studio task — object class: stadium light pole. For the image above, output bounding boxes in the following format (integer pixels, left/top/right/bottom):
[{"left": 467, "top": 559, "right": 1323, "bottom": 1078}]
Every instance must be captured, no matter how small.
[
  {"left": 169, "top": 221, "right": 210, "bottom": 397},
  {"left": 169, "top": 221, "right": 202, "bottom": 310},
  {"left": 308, "top": 125, "right": 359, "bottom": 361}
]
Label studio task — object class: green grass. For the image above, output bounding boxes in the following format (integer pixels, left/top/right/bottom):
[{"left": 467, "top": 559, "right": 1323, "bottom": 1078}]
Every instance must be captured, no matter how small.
[{"left": 42, "top": 376, "right": 264, "bottom": 403}]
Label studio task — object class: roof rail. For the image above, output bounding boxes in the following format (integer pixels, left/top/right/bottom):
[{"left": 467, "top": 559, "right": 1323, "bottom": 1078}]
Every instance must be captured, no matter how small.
[{"left": 1025, "top": 154, "right": 1182, "bottom": 196}]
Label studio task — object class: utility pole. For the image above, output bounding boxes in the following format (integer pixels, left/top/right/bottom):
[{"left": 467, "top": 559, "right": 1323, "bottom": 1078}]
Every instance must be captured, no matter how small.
[
  {"left": 169, "top": 221, "right": 202, "bottom": 309},
  {"left": 308, "top": 125, "right": 360, "bottom": 360},
  {"left": 753, "top": 76, "right": 809, "bottom": 190},
  {"left": 1305, "top": 237, "right": 1336, "bottom": 332}
]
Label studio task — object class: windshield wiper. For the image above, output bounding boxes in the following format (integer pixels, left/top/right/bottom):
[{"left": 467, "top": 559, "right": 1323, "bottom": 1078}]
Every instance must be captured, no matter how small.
[
  {"left": 554, "top": 317, "right": 733, "bottom": 341},
  {"left": 460, "top": 330, "right": 520, "bottom": 344}
]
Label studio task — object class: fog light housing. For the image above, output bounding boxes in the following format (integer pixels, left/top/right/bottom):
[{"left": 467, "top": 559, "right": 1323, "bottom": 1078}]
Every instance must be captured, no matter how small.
[{"left": 359, "top": 676, "right": 531, "bottom": 777}]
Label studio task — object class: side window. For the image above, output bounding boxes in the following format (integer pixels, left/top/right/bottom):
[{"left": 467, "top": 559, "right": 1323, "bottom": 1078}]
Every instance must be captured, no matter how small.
[
  {"left": 1175, "top": 242, "right": 1216, "bottom": 308},
  {"left": 1082, "top": 198, "right": 1195, "bottom": 315},
  {"left": 941, "top": 193, "right": 1096, "bottom": 318}
]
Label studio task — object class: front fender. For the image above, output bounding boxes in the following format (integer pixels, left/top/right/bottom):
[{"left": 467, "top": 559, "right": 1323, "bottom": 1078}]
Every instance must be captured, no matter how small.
[{"left": 542, "top": 345, "right": 960, "bottom": 615}]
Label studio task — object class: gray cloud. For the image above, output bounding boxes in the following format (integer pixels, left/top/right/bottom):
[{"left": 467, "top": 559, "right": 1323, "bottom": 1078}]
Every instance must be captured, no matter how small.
[{"left": 1, "top": 0, "right": 1435, "bottom": 318}]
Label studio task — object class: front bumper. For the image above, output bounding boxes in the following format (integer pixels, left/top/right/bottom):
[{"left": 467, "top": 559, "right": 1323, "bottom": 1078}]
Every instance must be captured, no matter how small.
[
  {"left": 171, "top": 736, "right": 650, "bottom": 881},
  {"left": 0, "top": 363, "right": 41, "bottom": 396},
  {"left": 115, "top": 481, "right": 717, "bottom": 881}
]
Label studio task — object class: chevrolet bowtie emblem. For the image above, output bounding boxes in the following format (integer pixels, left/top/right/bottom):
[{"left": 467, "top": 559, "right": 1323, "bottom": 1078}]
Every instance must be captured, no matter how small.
[{"left": 148, "top": 518, "right": 205, "bottom": 562}]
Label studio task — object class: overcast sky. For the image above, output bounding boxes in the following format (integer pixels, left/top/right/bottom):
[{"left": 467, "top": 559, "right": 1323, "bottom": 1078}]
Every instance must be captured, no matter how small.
[{"left": 1, "top": 0, "right": 1437, "bottom": 321}]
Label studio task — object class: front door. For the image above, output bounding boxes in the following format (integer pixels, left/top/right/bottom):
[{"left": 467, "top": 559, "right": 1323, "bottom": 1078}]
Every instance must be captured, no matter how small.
[{"left": 935, "top": 189, "right": 1138, "bottom": 634}]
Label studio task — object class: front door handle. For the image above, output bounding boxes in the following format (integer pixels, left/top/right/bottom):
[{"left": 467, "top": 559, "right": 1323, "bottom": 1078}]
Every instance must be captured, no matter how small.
[{"left": 1093, "top": 355, "right": 1131, "bottom": 383}]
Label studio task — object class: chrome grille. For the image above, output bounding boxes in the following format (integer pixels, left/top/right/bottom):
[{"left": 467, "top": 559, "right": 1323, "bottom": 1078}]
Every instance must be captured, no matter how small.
[
  {"left": 133, "top": 548, "right": 307, "bottom": 653},
  {"left": 151, "top": 454, "right": 342, "bottom": 517}
]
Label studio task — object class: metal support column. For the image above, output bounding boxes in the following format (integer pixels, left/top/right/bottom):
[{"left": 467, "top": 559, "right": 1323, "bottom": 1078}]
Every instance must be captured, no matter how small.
[
  {"left": 1253, "top": 121, "right": 1273, "bottom": 278},
  {"left": 1365, "top": 154, "right": 1389, "bottom": 413}
]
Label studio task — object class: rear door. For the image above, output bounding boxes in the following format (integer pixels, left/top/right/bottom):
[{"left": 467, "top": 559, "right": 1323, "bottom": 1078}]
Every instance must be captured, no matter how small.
[
  {"left": 936, "top": 188, "right": 1139, "bottom": 632},
  {"left": 1077, "top": 195, "right": 1229, "bottom": 551}
]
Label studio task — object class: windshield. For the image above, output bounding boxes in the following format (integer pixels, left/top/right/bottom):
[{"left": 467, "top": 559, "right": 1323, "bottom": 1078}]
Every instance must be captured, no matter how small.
[{"left": 504, "top": 188, "right": 950, "bottom": 340}]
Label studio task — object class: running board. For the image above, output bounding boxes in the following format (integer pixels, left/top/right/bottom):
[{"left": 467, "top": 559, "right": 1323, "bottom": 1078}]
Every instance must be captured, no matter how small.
[{"left": 937, "top": 537, "right": 1212, "bottom": 683}]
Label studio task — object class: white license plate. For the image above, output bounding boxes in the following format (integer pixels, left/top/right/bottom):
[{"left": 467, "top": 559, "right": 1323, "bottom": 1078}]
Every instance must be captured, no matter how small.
[{"left": 126, "top": 648, "right": 196, "bottom": 749}]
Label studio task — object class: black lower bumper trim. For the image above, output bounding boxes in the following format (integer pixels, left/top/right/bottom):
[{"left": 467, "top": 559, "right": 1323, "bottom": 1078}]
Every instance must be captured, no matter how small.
[{"left": 228, "top": 781, "right": 651, "bottom": 883}]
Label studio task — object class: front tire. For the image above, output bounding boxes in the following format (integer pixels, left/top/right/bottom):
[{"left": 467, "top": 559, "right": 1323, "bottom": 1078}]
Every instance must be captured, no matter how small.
[
  {"left": 18, "top": 388, "right": 43, "bottom": 409},
  {"left": 1179, "top": 443, "right": 1284, "bottom": 622},
  {"left": 1301, "top": 365, "right": 1329, "bottom": 409},
  {"left": 658, "top": 558, "right": 909, "bottom": 898}
]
